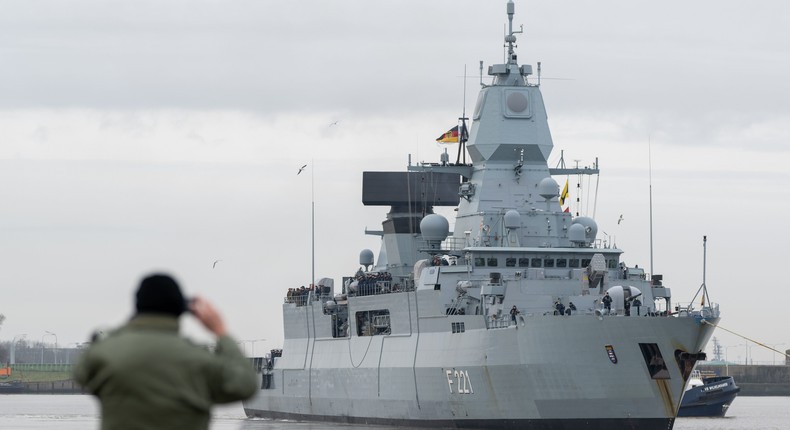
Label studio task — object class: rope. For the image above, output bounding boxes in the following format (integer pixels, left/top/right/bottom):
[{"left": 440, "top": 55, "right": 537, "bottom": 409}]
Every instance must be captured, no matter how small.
[
  {"left": 701, "top": 319, "right": 790, "bottom": 359},
  {"left": 348, "top": 334, "right": 375, "bottom": 369}
]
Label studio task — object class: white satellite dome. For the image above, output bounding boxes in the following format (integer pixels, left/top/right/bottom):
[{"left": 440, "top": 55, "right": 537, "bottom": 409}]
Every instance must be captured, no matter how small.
[
  {"left": 420, "top": 214, "right": 449, "bottom": 241},
  {"left": 504, "top": 209, "right": 521, "bottom": 229},
  {"left": 572, "top": 216, "right": 598, "bottom": 242},
  {"left": 568, "top": 223, "right": 587, "bottom": 244},
  {"left": 538, "top": 177, "right": 560, "bottom": 200},
  {"left": 359, "top": 249, "right": 374, "bottom": 266}
]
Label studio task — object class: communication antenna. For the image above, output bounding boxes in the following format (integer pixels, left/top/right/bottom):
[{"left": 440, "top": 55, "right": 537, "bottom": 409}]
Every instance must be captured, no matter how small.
[
  {"left": 690, "top": 236, "right": 712, "bottom": 308},
  {"left": 311, "top": 158, "right": 315, "bottom": 288},
  {"left": 457, "top": 65, "right": 470, "bottom": 165},
  {"left": 504, "top": 0, "right": 522, "bottom": 64},
  {"left": 574, "top": 159, "right": 582, "bottom": 216},
  {"left": 479, "top": 60, "right": 484, "bottom": 87},
  {"left": 648, "top": 137, "right": 654, "bottom": 279},
  {"left": 591, "top": 157, "right": 600, "bottom": 218}
]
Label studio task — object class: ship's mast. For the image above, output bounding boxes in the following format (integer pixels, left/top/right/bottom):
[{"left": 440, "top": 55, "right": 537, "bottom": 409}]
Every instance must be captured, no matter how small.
[
  {"left": 457, "top": 66, "right": 469, "bottom": 165},
  {"left": 505, "top": 0, "right": 522, "bottom": 65}
]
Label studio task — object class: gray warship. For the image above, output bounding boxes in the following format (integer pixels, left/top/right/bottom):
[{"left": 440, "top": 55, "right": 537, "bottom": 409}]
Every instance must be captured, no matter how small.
[{"left": 243, "top": 2, "right": 720, "bottom": 428}]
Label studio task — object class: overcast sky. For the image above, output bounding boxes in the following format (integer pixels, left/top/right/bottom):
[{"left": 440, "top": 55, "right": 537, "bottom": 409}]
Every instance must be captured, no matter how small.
[{"left": 1, "top": 0, "right": 788, "bottom": 364}]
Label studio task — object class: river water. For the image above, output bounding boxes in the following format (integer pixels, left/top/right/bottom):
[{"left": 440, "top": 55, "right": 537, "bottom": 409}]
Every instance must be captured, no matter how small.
[{"left": 0, "top": 394, "right": 788, "bottom": 429}]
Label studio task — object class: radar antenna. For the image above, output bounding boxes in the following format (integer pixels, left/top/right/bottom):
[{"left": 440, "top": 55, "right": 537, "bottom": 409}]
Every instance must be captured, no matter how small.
[{"left": 505, "top": 0, "right": 523, "bottom": 64}]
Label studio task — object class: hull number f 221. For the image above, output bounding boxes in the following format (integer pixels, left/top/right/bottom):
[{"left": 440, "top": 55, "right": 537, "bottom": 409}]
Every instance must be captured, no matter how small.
[{"left": 445, "top": 369, "right": 474, "bottom": 394}]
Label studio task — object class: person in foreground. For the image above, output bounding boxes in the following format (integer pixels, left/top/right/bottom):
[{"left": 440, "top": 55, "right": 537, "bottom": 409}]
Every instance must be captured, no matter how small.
[{"left": 74, "top": 273, "right": 257, "bottom": 430}]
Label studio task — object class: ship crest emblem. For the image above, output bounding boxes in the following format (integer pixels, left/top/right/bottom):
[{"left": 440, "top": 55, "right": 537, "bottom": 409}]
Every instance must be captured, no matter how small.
[{"left": 605, "top": 345, "right": 618, "bottom": 364}]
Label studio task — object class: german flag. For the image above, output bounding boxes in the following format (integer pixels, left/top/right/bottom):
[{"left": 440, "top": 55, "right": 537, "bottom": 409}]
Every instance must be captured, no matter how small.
[{"left": 436, "top": 125, "right": 459, "bottom": 143}]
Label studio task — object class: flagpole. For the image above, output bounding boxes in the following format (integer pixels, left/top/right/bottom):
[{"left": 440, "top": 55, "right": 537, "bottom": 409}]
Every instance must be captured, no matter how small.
[
  {"left": 298, "top": 161, "right": 315, "bottom": 288},
  {"left": 701, "top": 235, "right": 712, "bottom": 307},
  {"left": 457, "top": 65, "right": 469, "bottom": 165},
  {"left": 648, "top": 137, "right": 654, "bottom": 280},
  {"left": 311, "top": 158, "right": 315, "bottom": 288}
]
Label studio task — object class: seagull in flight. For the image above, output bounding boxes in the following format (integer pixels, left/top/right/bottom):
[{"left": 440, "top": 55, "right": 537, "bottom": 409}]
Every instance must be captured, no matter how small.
[
  {"left": 329, "top": 120, "right": 339, "bottom": 127},
  {"left": 213, "top": 259, "right": 222, "bottom": 269},
  {"left": 297, "top": 164, "right": 308, "bottom": 175},
  {"left": 617, "top": 214, "right": 624, "bottom": 225}
]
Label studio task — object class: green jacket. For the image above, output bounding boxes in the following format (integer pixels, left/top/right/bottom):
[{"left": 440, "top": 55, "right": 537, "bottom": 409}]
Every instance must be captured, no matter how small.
[{"left": 74, "top": 315, "right": 258, "bottom": 430}]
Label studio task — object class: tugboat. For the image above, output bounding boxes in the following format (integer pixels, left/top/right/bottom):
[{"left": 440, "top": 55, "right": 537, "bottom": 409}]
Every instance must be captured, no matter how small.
[
  {"left": 0, "top": 381, "right": 25, "bottom": 394},
  {"left": 243, "top": 2, "right": 720, "bottom": 429},
  {"left": 677, "top": 370, "right": 740, "bottom": 417}
]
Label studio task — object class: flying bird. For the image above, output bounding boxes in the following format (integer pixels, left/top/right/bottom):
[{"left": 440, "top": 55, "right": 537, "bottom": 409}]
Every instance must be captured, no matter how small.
[
  {"left": 297, "top": 164, "right": 308, "bottom": 175},
  {"left": 617, "top": 214, "right": 624, "bottom": 225},
  {"left": 213, "top": 260, "right": 222, "bottom": 269},
  {"left": 329, "top": 120, "right": 339, "bottom": 127}
]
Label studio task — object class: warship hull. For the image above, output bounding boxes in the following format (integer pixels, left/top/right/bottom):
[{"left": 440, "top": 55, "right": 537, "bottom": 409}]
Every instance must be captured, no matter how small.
[{"left": 244, "top": 293, "right": 716, "bottom": 428}]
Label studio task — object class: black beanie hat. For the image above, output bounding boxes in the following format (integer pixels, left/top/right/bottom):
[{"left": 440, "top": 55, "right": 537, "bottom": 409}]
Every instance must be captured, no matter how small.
[{"left": 135, "top": 273, "right": 186, "bottom": 317}]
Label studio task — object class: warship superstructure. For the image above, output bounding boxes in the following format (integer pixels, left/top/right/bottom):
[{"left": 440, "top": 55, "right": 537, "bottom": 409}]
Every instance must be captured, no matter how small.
[{"left": 243, "top": 2, "right": 720, "bottom": 428}]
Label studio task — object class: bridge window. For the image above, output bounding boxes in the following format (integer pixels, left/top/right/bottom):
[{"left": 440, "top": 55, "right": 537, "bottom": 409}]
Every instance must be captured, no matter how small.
[
  {"left": 607, "top": 259, "right": 617, "bottom": 269},
  {"left": 544, "top": 258, "right": 555, "bottom": 268},
  {"left": 451, "top": 322, "right": 465, "bottom": 333},
  {"left": 518, "top": 258, "right": 530, "bottom": 267},
  {"left": 506, "top": 258, "right": 517, "bottom": 267},
  {"left": 531, "top": 258, "right": 542, "bottom": 267},
  {"left": 569, "top": 259, "right": 580, "bottom": 268},
  {"left": 487, "top": 257, "right": 498, "bottom": 267},
  {"left": 474, "top": 257, "right": 485, "bottom": 267},
  {"left": 556, "top": 258, "right": 567, "bottom": 268},
  {"left": 581, "top": 258, "right": 591, "bottom": 267}
]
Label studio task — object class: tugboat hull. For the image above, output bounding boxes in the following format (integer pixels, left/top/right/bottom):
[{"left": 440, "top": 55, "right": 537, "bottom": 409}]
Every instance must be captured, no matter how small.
[{"left": 677, "top": 375, "right": 739, "bottom": 417}]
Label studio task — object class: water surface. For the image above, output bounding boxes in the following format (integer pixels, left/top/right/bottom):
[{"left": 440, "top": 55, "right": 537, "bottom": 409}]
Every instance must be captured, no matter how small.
[{"left": 0, "top": 395, "right": 788, "bottom": 429}]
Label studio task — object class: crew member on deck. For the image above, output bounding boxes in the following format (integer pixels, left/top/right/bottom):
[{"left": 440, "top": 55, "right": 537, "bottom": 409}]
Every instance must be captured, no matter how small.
[
  {"left": 555, "top": 300, "right": 565, "bottom": 316},
  {"left": 602, "top": 292, "right": 612, "bottom": 314}
]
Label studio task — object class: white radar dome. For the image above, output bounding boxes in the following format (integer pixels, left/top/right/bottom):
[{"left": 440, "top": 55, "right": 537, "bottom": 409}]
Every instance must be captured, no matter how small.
[
  {"left": 538, "top": 177, "right": 560, "bottom": 200},
  {"left": 420, "top": 214, "right": 449, "bottom": 241},
  {"left": 359, "top": 249, "right": 375, "bottom": 266},
  {"left": 568, "top": 223, "right": 587, "bottom": 244},
  {"left": 504, "top": 210, "right": 521, "bottom": 229},
  {"left": 572, "top": 216, "right": 598, "bottom": 242}
]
